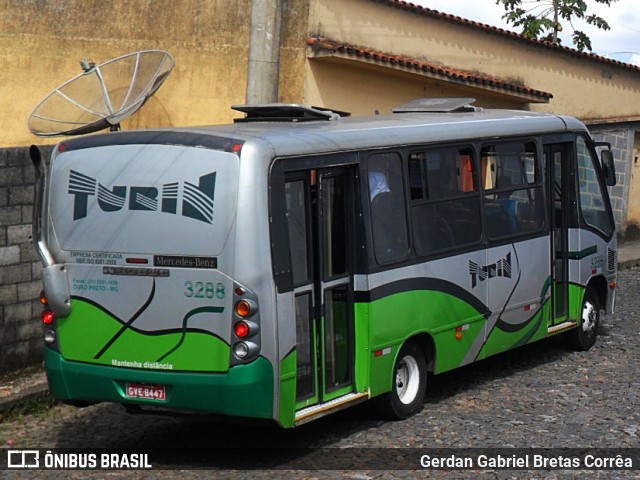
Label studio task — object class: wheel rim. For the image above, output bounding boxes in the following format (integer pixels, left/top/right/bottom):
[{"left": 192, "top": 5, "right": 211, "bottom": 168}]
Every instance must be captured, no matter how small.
[
  {"left": 395, "top": 355, "right": 420, "bottom": 405},
  {"left": 582, "top": 300, "right": 597, "bottom": 335}
]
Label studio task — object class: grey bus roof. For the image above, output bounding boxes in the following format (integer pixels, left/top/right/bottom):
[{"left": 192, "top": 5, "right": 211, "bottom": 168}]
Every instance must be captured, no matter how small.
[
  {"left": 197, "top": 108, "right": 585, "bottom": 156},
  {"left": 60, "top": 106, "right": 588, "bottom": 158}
]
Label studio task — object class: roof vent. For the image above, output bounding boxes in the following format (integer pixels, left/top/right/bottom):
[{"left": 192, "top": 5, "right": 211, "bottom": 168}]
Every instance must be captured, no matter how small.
[
  {"left": 232, "top": 103, "right": 350, "bottom": 122},
  {"left": 392, "top": 98, "right": 482, "bottom": 113}
]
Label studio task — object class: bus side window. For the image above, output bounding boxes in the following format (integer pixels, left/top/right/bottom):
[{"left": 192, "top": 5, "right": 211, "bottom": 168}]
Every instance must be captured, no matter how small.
[
  {"left": 481, "top": 141, "right": 544, "bottom": 240},
  {"left": 410, "top": 146, "right": 481, "bottom": 255},
  {"left": 368, "top": 153, "right": 409, "bottom": 265}
]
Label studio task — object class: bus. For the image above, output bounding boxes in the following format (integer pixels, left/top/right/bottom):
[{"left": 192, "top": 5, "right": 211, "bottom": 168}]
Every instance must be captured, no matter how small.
[{"left": 31, "top": 99, "right": 617, "bottom": 428}]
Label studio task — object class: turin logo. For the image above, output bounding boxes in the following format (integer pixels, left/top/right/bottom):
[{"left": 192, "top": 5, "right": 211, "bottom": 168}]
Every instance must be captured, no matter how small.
[
  {"left": 469, "top": 252, "right": 512, "bottom": 288},
  {"left": 68, "top": 170, "right": 216, "bottom": 224}
]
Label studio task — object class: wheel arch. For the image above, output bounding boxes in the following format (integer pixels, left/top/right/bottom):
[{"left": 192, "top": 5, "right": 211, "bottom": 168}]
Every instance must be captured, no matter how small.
[
  {"left": 587, "top": 274, "right": 607, "bottom": 310},
  {"left": 407, "top": 332, "right": 436, "bottom": 373}
]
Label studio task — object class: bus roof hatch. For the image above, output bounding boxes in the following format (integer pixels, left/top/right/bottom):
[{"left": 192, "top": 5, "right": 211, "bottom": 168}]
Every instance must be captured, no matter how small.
[
  {"left": 392, "top": 98, "right": 481, "bottom": 114},
  {"left": 232, "top": 103, "right": 350, "bottom": 123}
]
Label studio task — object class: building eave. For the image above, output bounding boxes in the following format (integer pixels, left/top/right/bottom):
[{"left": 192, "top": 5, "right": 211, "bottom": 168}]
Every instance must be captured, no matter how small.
[{"left": 307, "top": 35, "right": 553, "bottom": 104}]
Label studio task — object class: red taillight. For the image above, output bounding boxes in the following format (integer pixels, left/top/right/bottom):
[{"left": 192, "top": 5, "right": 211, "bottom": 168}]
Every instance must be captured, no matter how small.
[
  {"left": 42, "top": 310, "right": 55, "bottom": 325},
  {"left": 234, "top": 321, "right": 250, "bottom": 338}
]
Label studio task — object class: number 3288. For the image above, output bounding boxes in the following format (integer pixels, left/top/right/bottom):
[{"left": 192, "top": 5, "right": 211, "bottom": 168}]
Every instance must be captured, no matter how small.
[{"left": 184, "top": 281, "right": 225, "bottom": 299}]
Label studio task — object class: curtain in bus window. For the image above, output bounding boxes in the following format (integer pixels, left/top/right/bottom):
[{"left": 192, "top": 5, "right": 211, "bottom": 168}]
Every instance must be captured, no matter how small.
[
  {"left": 409, "top": 147, "right": 481, "bottom": 255},
  {"left": 576, "top": 137, "right": 614, "bottom": 237},
  {"left": 368, "top": 153, "right": 409, "bottom": 264},
  {"left": 481, "top": 141, "right": 544, "bottom": 240}
]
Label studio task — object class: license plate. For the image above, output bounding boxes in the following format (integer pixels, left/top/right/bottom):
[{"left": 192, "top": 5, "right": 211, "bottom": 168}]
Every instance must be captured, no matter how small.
[{"left": 125, "top": 383, "right": 166, "bottom": 401}]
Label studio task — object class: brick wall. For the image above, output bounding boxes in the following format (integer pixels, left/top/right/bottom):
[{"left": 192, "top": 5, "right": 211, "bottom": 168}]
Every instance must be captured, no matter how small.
[{"left": 0, "top": 146, "right": 52, "bottom": 374}]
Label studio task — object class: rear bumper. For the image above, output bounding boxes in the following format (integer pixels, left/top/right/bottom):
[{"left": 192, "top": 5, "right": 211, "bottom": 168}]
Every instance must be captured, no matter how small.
[{"left": 45, "top": 347, "right": 274, "bottom": 419}]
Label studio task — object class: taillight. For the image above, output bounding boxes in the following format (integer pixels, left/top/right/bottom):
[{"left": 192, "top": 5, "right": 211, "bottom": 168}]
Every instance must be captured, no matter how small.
[
  {"left": 231, "top": 283, "right": 260, "bottom": 363},
  {"left": 234, "top": 321, "right": 250, "bottom": 338},
  {"left": 235, "top": 299, "right": 257, "bottom": 318},
  {"left": 42, "top": 310, "right": 55, "bottom": 325},
  {"left": 40, "top": 290, "right": 48, "bottom": 305},
  {"left": 235, "top": 300, "right": 251, "bottom": 317}
]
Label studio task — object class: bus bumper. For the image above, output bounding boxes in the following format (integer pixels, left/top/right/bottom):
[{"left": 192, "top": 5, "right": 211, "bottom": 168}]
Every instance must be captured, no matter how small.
[{"left": 44, "top": 347, "right": 274, "bottom": 420}]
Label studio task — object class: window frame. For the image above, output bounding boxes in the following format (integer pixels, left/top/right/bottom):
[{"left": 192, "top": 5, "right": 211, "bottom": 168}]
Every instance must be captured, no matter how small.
[
  {"left": 365, "top": 150, "right": 411, "bottom": 266},
  {"left": 406, "top": 143, "right": 483, "bottom": 257},
  {"left": 574, "top": 134, "right": 615, "bottom": 240},
  {"left": 479, "top": 138, "right": 547, "bottom": 242}
]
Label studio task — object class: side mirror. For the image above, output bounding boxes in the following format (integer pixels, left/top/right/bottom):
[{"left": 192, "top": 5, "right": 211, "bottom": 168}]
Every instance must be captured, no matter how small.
[{"left": 601, "top": 150, "right": 616, "bottom": 186}]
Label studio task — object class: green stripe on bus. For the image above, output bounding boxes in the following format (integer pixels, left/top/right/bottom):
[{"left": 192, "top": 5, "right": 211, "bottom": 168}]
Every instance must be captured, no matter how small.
[{"left": 568, "top": 245, "right": 598, "bottom": 260}]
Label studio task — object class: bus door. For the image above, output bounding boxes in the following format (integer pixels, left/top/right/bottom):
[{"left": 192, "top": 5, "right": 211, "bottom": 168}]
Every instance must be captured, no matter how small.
[
  {"left": 286, "top": 167, "right": 357, "bottom": 411},
  {"left": 545, "top": 143, "right": 571, "bottom": 326}
]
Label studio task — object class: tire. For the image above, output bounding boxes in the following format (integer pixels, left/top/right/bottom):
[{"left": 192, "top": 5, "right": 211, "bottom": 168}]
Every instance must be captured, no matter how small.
[
  {"left": 569, "top": 287, "right": 600, "bottom": 351},
  {"left": 375, "top": 340, "right": 427, "bottom": 420}
]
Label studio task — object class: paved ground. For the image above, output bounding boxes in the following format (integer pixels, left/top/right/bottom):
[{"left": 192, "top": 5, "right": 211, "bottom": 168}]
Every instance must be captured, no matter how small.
[{"left": 1, "top": 264, "right": 639, "bottom": 478}]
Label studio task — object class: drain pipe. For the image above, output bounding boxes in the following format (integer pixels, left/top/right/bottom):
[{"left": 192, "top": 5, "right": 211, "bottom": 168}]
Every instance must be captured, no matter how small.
[{"left": 246, "top": 0, "right": 282, "bottom": 104}]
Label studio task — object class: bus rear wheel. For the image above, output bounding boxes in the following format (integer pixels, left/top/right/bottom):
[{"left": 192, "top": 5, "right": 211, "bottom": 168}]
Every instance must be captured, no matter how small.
[
  {"left": 569, "top": 286, "right": 600, "bottom": 351},
  {"left": 375, "top": 340, "right": 427, "bottom": 420}
]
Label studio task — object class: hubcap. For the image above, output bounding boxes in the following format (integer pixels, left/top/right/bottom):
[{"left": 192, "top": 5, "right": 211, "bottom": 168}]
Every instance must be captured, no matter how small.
[
  {"left": 395, "top": 355, "right": 420, "bottom": 405},
  {"left": 582, "top": 300, "right": 597, "bottom": 334}
]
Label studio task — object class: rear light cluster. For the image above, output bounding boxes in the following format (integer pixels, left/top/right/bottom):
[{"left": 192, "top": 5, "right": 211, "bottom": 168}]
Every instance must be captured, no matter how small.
[
  {"left": 39, "top": 291, "right": 57, "bottom": 344},
  {"left": 232, "top": 285, "right": 260, "bottom": 362}
]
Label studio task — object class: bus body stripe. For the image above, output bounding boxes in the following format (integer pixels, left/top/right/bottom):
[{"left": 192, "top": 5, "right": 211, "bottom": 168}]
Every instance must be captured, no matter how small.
[{"left": 354, "top": 277, "right": 491, "bottom": 318}]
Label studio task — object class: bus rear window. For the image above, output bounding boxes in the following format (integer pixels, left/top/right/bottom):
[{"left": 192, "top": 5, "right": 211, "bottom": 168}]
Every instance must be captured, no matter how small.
[{"left": 49, "top": 144, "right": 239, "bottom": 257}]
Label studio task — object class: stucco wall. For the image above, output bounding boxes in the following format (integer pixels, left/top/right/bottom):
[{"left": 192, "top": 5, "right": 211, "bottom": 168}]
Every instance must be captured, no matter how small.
[{"left": 0, "top": 0, "right": 255, "bottom": 148}]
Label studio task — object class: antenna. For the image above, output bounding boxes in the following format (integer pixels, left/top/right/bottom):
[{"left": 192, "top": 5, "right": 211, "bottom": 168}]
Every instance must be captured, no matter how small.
[{"left": 27, "top": 50, "right": 175, "bottom": 137}]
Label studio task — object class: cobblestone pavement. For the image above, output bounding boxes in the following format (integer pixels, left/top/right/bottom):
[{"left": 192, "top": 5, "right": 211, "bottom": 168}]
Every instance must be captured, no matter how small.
[{"left": 1, "top": 268, "right": 639, "bottom": 479}]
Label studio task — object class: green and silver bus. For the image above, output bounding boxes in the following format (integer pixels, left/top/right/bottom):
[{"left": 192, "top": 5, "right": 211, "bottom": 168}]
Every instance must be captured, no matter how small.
[{"left": 32, "top": 99, "right": 617, "bottom": 428}]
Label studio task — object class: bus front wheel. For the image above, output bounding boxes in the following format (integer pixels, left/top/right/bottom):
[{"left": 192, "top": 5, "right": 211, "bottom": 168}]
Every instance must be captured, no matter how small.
[
  {"left": 570, "top": 286, "right": 600, "bottom": 351},
  {"left": 375, "top": 340, "right": 427, "bottom": 420}
]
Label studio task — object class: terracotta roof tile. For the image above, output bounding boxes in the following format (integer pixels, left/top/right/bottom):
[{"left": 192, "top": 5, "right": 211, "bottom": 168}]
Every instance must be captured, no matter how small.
[
  {"left": 307, "top": 35, "right": 553, "bottom": 100},
  {"left": 373, "top": 0, "right": 640, "bottom": 73}
]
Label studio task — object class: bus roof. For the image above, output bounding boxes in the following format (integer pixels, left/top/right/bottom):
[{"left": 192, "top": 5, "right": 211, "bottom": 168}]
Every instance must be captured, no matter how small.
[{"left": 60, "top": 108, "right": 588, "bottom": 157}]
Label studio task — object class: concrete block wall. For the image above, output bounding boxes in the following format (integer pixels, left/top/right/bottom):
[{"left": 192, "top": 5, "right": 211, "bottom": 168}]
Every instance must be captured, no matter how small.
[
  {"left": 591, "top": 127, "right": 635, "bottom": 234},
  {"left": 0, "top": 146, "right": 52, "bottom": 374}
]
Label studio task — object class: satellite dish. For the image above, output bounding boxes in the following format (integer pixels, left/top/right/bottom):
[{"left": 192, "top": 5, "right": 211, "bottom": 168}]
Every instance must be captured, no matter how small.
[{"left": 27, "top": 50, "right": 175, "bottom": 137}]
